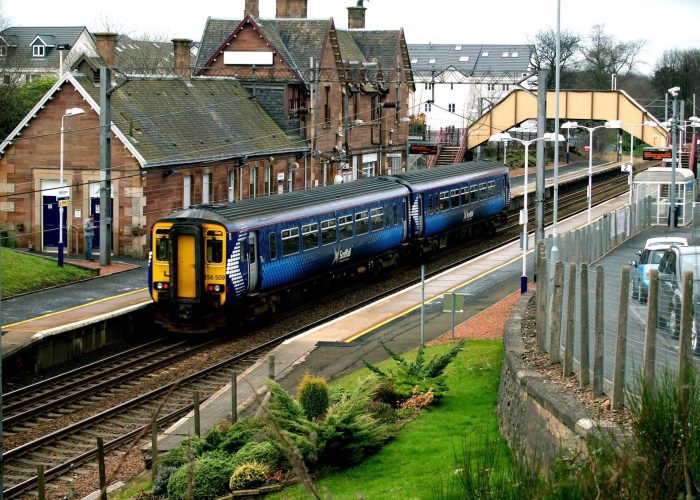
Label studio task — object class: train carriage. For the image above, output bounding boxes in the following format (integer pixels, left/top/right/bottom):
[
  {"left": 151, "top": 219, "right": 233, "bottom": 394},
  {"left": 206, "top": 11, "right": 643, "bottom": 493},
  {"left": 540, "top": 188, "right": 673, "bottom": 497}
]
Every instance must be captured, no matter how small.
[{"left": 149, "top": 159, "right": 511, "bottom": 334}]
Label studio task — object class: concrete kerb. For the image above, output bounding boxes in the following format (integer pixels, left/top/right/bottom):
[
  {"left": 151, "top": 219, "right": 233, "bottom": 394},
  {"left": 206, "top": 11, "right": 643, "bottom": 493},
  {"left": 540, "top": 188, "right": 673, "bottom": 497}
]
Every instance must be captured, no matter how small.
[{"left": 497, "top": 290, "right": 619, "bottom": 469}]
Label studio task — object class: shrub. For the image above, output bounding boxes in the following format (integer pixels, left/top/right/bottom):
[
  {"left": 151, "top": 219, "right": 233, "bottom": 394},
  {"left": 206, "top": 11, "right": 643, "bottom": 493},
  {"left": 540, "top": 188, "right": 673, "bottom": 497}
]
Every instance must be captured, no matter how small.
[
  {"left": 297, "top": 373, "right": 330, "bottom": 421},
  {"left": 371, "top": 378, "right": 402, "bottom": 407},
  {"left": 166, "top": 456, "right": 235, "bottom": 500},
  {"left": 229, "top": 460, "right": 270, "bottom": 491},
  {"left": 232, "top": 440, "right": 283, "bottom": 468},
  {"left": 204, "top": 424, "right": 228, "bottom": 450},
  {"left": 159, "top": 436, "right": 204, "bottom": 468},
  {"left": 151, "top": 465, "right": 177, "bottom": 496},
  {"left": 220, "top": 417, "right": 266, "bottom": 454}
]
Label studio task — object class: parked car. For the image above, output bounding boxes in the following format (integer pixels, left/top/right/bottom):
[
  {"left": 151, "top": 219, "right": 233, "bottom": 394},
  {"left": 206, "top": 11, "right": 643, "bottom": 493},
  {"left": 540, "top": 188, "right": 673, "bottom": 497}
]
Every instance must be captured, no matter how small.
[
  {"left": 656, "top": 245, "right": 700, "bottom": 353},
  {"left": 630, "top": 236, "right": 688, "bottom": 302}
]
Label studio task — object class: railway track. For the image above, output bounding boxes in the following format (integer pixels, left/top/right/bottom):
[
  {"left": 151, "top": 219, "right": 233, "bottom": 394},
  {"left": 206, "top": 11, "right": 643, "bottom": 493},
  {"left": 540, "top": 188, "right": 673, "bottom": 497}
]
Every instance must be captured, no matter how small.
[{"left": 1, "top": 166, "right": 640, "bottom": 498}]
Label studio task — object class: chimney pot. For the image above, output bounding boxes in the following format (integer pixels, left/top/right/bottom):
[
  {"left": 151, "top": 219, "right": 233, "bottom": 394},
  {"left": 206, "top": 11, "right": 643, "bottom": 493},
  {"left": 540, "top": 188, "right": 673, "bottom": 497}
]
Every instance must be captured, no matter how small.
[
  {"left": 244, "top": 0, "right": 259, "bottom": 17},
  {"left": 347, "top": 4, "right": 366, "bottom": 29},
  {"left": 94, "top": 32, "right": 118, "bottom": 67},
  {"left": 172, "top": 39, "right": 192, "bottom": 79},
  {"left": 276, "top": 0, "right": 307, "bottom": 18}
]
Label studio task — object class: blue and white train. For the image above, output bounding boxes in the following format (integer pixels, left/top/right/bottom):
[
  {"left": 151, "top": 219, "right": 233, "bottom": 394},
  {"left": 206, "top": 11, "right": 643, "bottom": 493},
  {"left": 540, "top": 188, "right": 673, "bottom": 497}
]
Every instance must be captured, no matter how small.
[{"left": 149, "top": 160, "right": 510, "bottom": 333}]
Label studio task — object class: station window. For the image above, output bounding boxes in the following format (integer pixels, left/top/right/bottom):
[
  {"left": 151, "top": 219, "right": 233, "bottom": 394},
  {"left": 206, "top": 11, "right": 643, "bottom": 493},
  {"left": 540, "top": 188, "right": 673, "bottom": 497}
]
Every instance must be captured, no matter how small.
[
  {"left": 461, "top": 187, "right": 469, "bottom": 205},
  {"left": 269, "top": 232, "right": 277, "bottom": 260},
  {"left": 370, "top": 207, "right": 384, "bottom": 231},
  {"left": 355, "top": 211, "right": 369, "bottom": 235},
  {"left": 302, "top": 222, "right": 319, "bottom": 250},
  {"left": 321, "top": 219, "right": 337, "bottom": 245},
  {"left": 339, "top": 215, "right": 353, "bottom": 240},
  {"left": 154, "top": 229, "right": 171, "bottom": 261},
  {"left": 206, "top": 230, "right": 223, "bottom": 263},
  {"left": 439, "top": 192, "right": 450, "bottom": 212},
  {"left": 281, "top": 227, "right": 300, "bottom": 256},
  {"left": 450, "top": 189, "right": 459, "bottom": 208}
]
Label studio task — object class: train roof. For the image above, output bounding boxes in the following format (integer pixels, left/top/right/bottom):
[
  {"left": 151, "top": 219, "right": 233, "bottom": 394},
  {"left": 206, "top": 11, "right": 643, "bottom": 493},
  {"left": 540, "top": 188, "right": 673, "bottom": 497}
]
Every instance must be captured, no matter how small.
[
  {"left": 166, "top": 175, "right": 408, "bottom": 227},
  {"left": 393, "top": 159, "right": 508, "bottom": 190}
]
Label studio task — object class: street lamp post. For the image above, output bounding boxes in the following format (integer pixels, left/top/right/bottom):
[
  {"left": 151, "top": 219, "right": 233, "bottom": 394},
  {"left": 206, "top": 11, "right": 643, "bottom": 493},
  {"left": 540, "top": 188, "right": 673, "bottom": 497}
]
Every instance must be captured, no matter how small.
[
  {"left": 489, "top": 131, "right": 565, "bottom": 294},
  {"left": 561, "top": 120, "right": 621, "bottom": 225},
  {"left": 58, "top": 107, "right": 85, "bottom": 266},
  {"left": 669, "top": 86, "right": 680, "bottom": 230}
]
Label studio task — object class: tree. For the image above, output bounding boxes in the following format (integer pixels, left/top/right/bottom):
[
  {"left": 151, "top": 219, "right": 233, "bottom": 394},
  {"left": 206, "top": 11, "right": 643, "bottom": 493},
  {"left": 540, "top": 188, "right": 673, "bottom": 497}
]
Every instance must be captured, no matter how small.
[
  {"left": 652, "top": 49, "right": 700, "bottom": 105},
  {"left": 530, "top": 28, "right": 581, "bottom": 88},
  {"left": 578, "top": 24, "right": 645, "bottom": 89},
  {"left": 0, "top": 77, "right": 56, "bottom": 140}
]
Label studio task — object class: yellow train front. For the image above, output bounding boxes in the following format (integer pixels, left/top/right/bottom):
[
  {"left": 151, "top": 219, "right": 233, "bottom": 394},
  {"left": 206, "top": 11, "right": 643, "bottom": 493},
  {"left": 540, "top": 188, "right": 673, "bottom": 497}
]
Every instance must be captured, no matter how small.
[{"left": 149, "top": 214, "right": 228, "bottom": 333}]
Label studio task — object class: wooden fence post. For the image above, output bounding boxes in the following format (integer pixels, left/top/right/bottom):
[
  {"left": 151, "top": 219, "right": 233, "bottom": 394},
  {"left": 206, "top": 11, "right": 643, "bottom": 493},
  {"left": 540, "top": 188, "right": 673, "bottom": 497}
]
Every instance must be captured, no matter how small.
[
  {"left": 611, "top": 266, "right": 630, "bottom": 411},
  {"left": 563, "top": 263, "right": 577, "bottom": 377},
  {"left": 593, "top": 266, "right": 605, "bottom": 397},
  {"left": 97, "top": 436, "right": 106, "bottom": 500},
  {"left": 549, "top": 261, "right": 565, "bottom": 364},
  {"left": 193, "top": 391, "right": 200, "bottom": 437},
  {"left": 642, "top": 270, "right": 659, "bottom": 389},
  {"left": 536, "top": 254, "right": 548, "bottom": 353},
  {"left": 37, "top": 464, "right": 45, "bottom": 500},
  {"left": 580, "top": 263, "right": 590, "bottom": 387},
  {"left": 231, "top": 370, "right": 238, "bottom": 423},
  {"left": 678, "top": 271, "right": 694, "bottom": 387},
  {"left": 268, "top": 355, "right": 276, "bottom": 381},
  {"left": 151, "top": 413, "right": 158, "bottom": 481}
]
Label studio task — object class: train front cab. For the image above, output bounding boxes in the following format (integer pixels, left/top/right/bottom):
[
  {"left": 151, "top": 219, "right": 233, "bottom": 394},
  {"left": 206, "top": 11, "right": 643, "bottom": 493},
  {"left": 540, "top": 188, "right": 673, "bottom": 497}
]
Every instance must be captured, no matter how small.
[{"left": 151, "top": 220, "right": 228, "bottom": 333}]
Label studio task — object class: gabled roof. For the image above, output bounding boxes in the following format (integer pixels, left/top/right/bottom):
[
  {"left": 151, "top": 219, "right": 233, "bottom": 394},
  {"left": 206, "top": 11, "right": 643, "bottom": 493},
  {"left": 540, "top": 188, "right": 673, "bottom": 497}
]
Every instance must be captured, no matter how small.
[
  {"left": 408, "top": 43, "right": 532, "bottom": 77},
  {"left": 195, "top": 17, "right": 331, "bottom": 81},
  {"left": 1, "top": 72, "right": 307, "bottom": 168},
  {"left": 0, "top": 26, "right": 89, "bottom": 69},
  {"left": 344, "top": 30, "right": 401, "bottom": 70}
]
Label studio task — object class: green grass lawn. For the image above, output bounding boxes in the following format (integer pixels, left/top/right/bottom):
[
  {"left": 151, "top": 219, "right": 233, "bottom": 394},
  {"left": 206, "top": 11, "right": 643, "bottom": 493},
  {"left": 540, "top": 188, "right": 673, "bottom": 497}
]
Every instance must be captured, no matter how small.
[
  {"left": 271, "top": 340, "right": 512, "bottom": 499},
  {"left": 1, "top": 247, "right": 96, "bottom": 298}
]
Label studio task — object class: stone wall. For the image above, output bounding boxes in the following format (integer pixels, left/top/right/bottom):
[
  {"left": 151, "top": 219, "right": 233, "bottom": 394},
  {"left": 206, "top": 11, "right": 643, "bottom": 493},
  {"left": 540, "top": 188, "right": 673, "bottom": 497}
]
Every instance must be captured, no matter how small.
[{"left": 498, "top": 291, "right": 598, "bottom": 469}]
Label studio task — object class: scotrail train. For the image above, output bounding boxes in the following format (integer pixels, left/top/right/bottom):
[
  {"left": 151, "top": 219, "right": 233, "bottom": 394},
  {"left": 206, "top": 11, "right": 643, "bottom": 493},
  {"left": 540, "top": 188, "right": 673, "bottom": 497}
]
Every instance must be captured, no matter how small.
[{"left": 149, "top": 160, "right": 511, "bottom": 333}]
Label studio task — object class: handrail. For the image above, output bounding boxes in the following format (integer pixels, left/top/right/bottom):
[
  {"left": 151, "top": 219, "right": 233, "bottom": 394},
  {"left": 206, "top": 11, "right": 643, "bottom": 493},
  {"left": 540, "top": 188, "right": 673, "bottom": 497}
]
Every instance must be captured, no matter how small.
[
  {"left": 453, "top": 127, "right": 468, "bottom": 164},
  {"left": 690, "top": 131, "right": 698, "bottom": 173},
  {"left": 427, "top": 128, "right": 445, "bottom": 168}
]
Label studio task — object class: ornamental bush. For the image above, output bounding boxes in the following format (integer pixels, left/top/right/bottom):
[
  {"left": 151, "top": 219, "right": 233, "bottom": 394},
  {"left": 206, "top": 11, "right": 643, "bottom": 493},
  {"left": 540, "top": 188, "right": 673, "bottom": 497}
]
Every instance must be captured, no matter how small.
[
  {"left": 159, "top": 436, "right": 204, "bottom": 469},
  {"left": 229, "top": 460, "right": 270, "bottom": 491},
  {"left": 166, "top": 456, "right": 235, "bottom": 500},
  {"left": 220, "top": 417, "right": 266, "bottom": 454},
  {"left": 151, "top": 465, "right": 177, "bottom": 496},
  {"left": 232, "top": 440, "right": 283, "bottom": 469},
  {"left": 297, "top": 373, "right": 330, "bottom": 421}
]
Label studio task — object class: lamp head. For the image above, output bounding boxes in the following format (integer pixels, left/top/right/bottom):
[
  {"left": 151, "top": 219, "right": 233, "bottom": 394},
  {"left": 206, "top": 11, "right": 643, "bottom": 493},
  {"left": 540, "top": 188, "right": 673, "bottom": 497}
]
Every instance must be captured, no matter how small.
[
  {"left": 64, "top": 107, "right": 85, "bottom": 117},
  {"left": 560, "top": 121, "right": 579, "bottom": 129},
  {"left": 488, "top": 132, "right": 511, "bottom": 143},
  {"left": 544, "top": 133, "right": 565, "bottom": 142},
  {"left": 604, "top": 120, "right": 622, "bottom": 129},
  {"left": 668, "top": 86, "right": 680, "bottom": 97}
]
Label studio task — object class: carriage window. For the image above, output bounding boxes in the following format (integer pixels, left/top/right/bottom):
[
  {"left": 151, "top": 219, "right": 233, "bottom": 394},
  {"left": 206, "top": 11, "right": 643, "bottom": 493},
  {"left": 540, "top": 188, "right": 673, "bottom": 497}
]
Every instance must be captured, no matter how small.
[
  {"left": 281, "top": 227, "right": 300, "bottom": 256},
  {"left": 339, "top": 215, "right": 353, "bottom": 240},
  {"left": 470, "top": 185, "right": 478, "bottom": 203},
  {"left": 479, "top": 183, "right": 487, "bottom": 200},
  {"left": 439, "top": 192, "right": 450, "bottom": 212},
  {"left": 355, "top": 211, "right": 369, "bottom": 235},
  {"left": 206, "top": 231, "right": 223, "bottom": 263},
  {"left": 370, "top": 208, "right": 384, "bottom": 231},
  {"left": 394, "top": 204, "right": 399, "bottom": 225},
  {"left": 321, "top": 219, "right": 337, "bottom": 245},
  {"left": 427, "top": 195, "right": 433, "bottom": 215},
  {"left": 302, "top": 222, "right": 319, "bottom": 250},
  {"left": 387, "top": 205, "right": 393, "bottom": 226},
  {"left": 269, "top": 232, "right": 277, "bottom": 260},
  {"left": 461, "top": 187, "right": 469, "bottom": 205},
  {"left": 488, "top": 181, "right": 496, "bottom": 197},
  {"left": 450, "top": 189, "right": 459, "bottom": 208},
  {"left": 155, "top": 229, "right": 171, "bottom": 261}
]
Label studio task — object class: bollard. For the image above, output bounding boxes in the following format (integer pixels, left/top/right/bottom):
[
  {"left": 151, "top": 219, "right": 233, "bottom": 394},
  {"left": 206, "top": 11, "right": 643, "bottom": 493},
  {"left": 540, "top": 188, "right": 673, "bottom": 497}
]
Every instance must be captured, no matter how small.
[
  {"left": 611, "top": 266, "right": 631, "bottom": 411},
  {"left": 97, "top": 436, "right": 107, "bottom": 500},
  {"left": 642, "top": 270, "right": 659, "bottom": 390},
  {"left": 548, "top": 261, "right": 564, "bottom": 364},
  {"left": 563, "top": 263, "right": 577, "bottom": 377},
  {"left": 536, "top": 255, "right": 548, "bottom": 353},
  {"left": 151, "top": 413, "right": 158, "bottom": 480},
  {"left": 268, "top": 355, "right": 276, "bottom": 381},
  {"left": 593, "top": 266, "right": 605, "bottom": 397},
  {"left": 678, "top": 271, "right": 694, "bottom": 386},
  {"left": 580, "top": 263, "right": 590, "bottom": 387},
  {"left": 193, "top": 391, "right": 201, "bottom": 437},
  {"left": 231, "top": 370, "right": 238, "bottom": 423}
]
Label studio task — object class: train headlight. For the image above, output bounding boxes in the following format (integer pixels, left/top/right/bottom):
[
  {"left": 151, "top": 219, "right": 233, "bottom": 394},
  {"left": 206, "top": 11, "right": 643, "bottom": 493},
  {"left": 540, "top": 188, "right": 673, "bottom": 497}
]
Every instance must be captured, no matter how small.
[
  {"left": 155, "top": 282, "right": 170, "bottom": 290},
  {"left": 207, "top": 284, "right": 224, "bottom": 293}
]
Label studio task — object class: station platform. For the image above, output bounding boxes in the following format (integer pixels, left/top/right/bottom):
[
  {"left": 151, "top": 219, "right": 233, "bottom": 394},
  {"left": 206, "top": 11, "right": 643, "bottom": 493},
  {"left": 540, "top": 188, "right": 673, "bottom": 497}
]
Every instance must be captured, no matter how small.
[{"left": 154, "top": 192, "right": 632, "bottom": 454}]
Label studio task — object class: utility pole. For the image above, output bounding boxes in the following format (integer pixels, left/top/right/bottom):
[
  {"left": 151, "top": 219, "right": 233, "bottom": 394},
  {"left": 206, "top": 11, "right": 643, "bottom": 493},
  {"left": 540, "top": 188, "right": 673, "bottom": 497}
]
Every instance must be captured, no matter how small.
[
  {"left": 534, "top": 70, "right": 547, "bottom": 256},
  {"left": 99, "top": 67, "right": 112, "bottom": 266}
]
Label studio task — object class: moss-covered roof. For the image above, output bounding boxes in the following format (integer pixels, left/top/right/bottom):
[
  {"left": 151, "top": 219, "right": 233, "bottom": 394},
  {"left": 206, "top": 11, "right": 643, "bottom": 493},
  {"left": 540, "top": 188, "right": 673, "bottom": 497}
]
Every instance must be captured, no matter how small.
[{"left": 76, "top": 75, "right": 307, "bottom": 168}]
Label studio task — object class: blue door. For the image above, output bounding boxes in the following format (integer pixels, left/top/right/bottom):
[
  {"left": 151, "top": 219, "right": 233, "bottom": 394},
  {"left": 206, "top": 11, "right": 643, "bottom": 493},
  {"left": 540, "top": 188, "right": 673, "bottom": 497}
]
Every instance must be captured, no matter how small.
[
  {"left": 90, "top": 197, "right": 114, "bottom": 250},
  {"left": 43, "top": 195, "right": 66, "bottom": 248}
]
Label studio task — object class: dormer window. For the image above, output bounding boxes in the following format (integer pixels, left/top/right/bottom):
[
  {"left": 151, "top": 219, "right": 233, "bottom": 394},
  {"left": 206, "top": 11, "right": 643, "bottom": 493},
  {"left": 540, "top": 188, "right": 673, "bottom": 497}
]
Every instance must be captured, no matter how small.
[{"left": 33, "top": 44, "right": 45, "bottom": 57}]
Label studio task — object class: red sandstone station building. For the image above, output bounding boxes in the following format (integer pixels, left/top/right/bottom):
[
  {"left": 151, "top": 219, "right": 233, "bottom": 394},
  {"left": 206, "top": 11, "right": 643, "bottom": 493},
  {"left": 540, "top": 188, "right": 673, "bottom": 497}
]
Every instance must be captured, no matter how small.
[{"left": 0, "top": 0, "right": 414, "bottom": 258}]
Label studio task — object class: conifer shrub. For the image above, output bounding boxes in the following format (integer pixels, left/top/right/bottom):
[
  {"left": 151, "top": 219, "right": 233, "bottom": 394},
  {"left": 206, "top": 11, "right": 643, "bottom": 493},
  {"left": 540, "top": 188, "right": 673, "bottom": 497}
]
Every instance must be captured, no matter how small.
[
  {"left": 166, "top": 456, "right": 235, "bottom": 500},
  {"left": 151, "top": 465, "right": 177, "bottom": 496},
  {"left": 232, "top": 440, "right": 284, "bottom": 469},
  {"left": 229, "top": 460, "right": 270, "bottom": 491},
  {"left": 297, "top": 373, "right": 330, "bottom": 421},
  {"left": 220, "top": 417, "right": 266, "bottom": 454},
  {"left": 159, "top": 436, "right": 205, "bottom": 468}
]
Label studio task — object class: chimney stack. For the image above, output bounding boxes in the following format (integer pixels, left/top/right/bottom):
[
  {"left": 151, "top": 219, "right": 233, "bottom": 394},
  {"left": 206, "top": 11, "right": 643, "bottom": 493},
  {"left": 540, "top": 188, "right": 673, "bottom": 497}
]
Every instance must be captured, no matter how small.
[
  {"left": 244, "top": 0, "right": 259, "bottom": 18},
  {"left": 347, "top": 1, "right": 366, "bottom": 29},
  {"left": 172, "top": 39, "right": 192, "bottom": 79},
  {"left": 95, "top": 32, "right": 118, "bottom": 67},
  {"left": 276, "top": 0, "right": 307, "bottom": 18}
]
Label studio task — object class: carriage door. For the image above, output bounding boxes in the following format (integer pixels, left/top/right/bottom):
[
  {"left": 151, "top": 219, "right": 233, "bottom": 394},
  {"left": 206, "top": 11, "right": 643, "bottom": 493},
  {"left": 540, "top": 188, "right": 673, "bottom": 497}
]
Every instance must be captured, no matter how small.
[
  {"left": 247, "top": 232, "right": 259, "bottom": 291},
  {"left": 172, "top": 224, "right": 201, "bottom": 300},
  {"left": 415, "top": 195, "right": 424, "bottom": 236}
]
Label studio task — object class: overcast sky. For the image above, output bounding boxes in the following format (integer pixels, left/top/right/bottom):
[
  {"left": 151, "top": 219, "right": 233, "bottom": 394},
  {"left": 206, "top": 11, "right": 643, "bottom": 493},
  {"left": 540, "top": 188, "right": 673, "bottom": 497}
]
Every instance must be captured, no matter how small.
[{"left": 3, "top": 0, "right": 699, "bottom": 74}]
